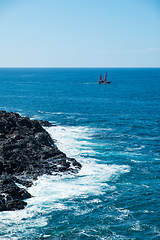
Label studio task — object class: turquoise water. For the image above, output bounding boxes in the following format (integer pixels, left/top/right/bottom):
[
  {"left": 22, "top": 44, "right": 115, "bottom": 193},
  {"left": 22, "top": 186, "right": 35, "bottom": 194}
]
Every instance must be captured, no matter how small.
[{"left": 0, "top": 68, "right": 160, "bottom": 239}]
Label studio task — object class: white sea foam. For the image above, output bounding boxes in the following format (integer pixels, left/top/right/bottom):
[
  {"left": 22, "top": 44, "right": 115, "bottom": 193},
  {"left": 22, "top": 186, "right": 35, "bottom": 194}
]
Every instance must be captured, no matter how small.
[{"left": 27, "top": 126, "right": 130, "bottom": 201}]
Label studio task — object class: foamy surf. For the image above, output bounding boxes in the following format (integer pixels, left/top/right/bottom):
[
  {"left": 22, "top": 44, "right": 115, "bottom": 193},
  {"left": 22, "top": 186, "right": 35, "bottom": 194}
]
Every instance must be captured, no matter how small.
[{"left": 28, "top": 125, "right": 130, "bottom": 199}]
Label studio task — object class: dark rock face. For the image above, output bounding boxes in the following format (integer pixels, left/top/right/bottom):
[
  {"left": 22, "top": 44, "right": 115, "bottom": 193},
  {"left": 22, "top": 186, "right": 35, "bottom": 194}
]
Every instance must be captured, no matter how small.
[
  {"left": 0, "top": 176, "right": 31, "bottom": 211},
  {"left": 0, "top": 111, "right": 82, "bottom": 211}
]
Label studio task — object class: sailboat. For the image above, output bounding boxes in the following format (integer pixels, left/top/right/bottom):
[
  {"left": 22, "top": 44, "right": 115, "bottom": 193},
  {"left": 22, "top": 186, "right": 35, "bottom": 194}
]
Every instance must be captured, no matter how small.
[{"left": 98, "top": 73, "right": 111, "bottom": 84}]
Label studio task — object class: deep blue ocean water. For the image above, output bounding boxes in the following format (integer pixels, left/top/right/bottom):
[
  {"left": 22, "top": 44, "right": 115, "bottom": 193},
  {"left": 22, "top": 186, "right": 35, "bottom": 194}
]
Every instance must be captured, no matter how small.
[{"left": 0, "top": 68, "right": 160, "bottom": 240}]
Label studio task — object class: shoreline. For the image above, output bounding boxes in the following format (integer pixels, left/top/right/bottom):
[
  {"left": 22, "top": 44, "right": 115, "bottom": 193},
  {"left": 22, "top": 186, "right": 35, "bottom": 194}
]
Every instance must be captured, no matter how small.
[{"left": 0, "top": 111, "right": 82, "bottom": 211}]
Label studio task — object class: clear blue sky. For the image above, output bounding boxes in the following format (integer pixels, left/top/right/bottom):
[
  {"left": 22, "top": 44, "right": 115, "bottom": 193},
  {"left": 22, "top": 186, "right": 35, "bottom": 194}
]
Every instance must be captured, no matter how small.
[{"left": 0, "top": 0, "right": 160, "bottom": 67}]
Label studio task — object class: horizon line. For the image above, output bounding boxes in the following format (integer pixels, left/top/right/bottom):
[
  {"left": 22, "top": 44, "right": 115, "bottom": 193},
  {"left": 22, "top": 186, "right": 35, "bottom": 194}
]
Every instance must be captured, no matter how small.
[{"left": 0, "top": 66, "right": 160, "bottom": 68}]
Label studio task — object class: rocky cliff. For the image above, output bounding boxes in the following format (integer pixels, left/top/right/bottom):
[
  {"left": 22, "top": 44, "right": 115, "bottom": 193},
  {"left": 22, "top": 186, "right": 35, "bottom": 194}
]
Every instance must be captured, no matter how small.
[{"left": 0, "top": 111, "right": 81, "bottom": 211}]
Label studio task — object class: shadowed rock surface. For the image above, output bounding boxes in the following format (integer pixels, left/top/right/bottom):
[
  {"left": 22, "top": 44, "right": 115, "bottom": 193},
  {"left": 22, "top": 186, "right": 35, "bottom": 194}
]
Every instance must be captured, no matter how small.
[{"left": 0, "top": 111, "right": 82, "bottom": 211}]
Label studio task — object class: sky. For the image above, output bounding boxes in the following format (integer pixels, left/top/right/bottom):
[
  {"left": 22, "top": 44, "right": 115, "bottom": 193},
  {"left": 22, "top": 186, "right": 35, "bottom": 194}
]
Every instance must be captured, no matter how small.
[{"left": 0, "top": 0, "right": 160, "bottom": 67}]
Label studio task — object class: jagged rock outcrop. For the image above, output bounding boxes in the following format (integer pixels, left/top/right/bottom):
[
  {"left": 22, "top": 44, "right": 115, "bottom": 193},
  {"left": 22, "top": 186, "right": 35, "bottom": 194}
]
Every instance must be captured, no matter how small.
[{"left": 0, "top": 111, "right": 82, "bottom": 211}]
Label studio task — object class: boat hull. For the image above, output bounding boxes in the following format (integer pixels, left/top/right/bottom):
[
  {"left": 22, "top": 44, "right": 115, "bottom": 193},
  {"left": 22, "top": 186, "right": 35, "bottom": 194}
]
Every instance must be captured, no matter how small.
[{"left": 98, "top": 81, "right": 112, "bottom": 84}]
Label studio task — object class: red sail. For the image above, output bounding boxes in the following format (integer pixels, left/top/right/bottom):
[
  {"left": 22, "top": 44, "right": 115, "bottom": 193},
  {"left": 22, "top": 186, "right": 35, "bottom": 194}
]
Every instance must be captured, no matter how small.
[
  {"left": 99, "top": 74, "right": 102, "bottom": 80},
  {"left": 104, "top": 73, "right": 107, "bottom": 82}
]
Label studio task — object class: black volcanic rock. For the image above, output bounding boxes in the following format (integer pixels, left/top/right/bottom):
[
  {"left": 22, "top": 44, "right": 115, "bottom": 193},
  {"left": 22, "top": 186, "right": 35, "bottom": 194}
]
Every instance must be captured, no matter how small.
[
  {"left": 38, "top": 120, "right": 55, "bottom": 127},
  {"left": 0, "top": 176, "right": 31, "bottom": 200},
  {"left": 0, "top": 111, "right": 82, "bottom": 211},
  {"left": 0, "top": 199, "right": 27, "bottom": 211}
]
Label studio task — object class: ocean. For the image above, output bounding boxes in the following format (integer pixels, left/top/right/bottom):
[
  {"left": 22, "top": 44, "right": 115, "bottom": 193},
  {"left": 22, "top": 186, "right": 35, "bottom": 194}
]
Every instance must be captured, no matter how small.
[{"left": 0, "top": 67, "right": 160, "bottom": 239}]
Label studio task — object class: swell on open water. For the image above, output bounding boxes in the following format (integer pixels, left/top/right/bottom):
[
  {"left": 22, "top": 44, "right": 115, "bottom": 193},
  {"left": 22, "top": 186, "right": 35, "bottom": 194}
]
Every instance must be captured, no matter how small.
[{"left": 0, "top": 68, "right": 160, "bottom": 240}]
